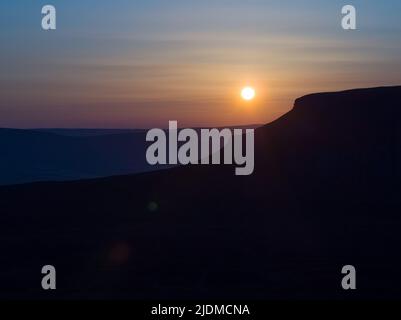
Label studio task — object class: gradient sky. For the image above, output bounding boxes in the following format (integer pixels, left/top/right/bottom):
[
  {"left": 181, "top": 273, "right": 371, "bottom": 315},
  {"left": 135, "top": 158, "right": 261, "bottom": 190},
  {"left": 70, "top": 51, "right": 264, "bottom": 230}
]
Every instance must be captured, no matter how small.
[{"left": 1, "top": 0, "right": 401, "bottom": 128}]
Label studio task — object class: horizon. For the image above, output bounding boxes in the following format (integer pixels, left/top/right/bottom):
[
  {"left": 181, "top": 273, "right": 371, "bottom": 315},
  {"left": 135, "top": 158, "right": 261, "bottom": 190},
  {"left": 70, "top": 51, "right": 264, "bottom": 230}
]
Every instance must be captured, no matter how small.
[
  {"left": 2, "top": 1, "right": 401, "bottom": 128},
  {"left": 2, "top": 84, "right": 400, "bottom": 130},
  {"left": 1, "top": 122, "right": 264, "bottom": 130}
]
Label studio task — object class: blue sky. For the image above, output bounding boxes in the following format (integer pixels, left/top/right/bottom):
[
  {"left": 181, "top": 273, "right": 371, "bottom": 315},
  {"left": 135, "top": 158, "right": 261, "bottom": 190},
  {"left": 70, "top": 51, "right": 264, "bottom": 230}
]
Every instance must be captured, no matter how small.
[{"left": 1, "top": 0, "right": 401, "bottom": 128}]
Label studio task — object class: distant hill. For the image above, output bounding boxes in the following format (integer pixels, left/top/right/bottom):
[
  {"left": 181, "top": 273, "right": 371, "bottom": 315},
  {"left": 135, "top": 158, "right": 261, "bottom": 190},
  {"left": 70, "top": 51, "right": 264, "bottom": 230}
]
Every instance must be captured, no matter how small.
[
  {"left": 0, "top": 86, "right": 400, "bottom": 299},
  {"left": 33, "top": 128, "right": 146, "bottom": 137},
  {"left": 0, "top": 129, "right": 154, "bottom": 185},
  {"left": 0, "top": 125, "right": 261, "bottom": 186},
  {"left": 34, "top": 125, "right": 261, "bottom": 137}
]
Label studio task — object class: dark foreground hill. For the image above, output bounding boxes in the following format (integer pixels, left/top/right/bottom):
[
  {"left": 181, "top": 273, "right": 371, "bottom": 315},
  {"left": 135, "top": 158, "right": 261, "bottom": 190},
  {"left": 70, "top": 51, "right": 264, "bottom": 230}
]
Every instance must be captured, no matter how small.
[{"left": 1, "top": 86, "right": 401, "bottom": 299}]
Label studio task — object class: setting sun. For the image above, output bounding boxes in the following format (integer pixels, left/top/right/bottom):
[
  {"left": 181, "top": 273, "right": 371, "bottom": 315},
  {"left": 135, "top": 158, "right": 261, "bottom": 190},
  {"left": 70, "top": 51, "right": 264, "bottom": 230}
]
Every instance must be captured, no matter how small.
[{"left": 241, "top": 87, "right": 256, "bottom": 101}]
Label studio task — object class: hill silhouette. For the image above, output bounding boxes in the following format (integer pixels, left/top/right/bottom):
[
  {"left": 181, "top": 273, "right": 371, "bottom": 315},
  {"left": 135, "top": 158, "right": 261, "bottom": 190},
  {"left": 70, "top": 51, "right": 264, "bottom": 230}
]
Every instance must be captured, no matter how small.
[{"left": 1, "top": 86, "right": 401, "bottom": 299}]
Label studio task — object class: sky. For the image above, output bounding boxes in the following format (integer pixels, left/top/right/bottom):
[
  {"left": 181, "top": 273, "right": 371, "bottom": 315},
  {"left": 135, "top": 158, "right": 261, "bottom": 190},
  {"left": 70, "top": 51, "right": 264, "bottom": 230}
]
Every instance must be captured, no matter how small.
[{"left": 1, "top": 0, "right": 401, "bottom": 128}]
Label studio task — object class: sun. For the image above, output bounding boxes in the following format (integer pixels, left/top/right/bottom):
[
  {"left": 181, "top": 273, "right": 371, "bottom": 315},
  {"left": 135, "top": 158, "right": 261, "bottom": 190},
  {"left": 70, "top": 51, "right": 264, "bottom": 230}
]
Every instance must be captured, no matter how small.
[{"left": 241, "top": 87, "right": 256, "bottom": 101}]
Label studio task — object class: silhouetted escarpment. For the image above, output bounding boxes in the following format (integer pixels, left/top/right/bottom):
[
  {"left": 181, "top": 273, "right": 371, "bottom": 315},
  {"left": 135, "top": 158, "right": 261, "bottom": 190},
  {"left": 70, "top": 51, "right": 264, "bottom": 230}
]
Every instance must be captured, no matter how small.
[{"left": 1, "top": 86, "right": 401, "bottom": 300}]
